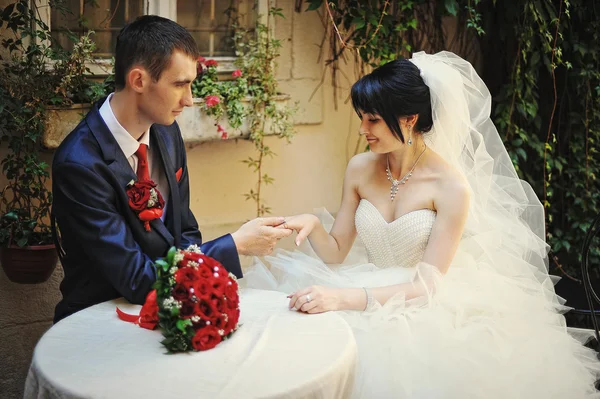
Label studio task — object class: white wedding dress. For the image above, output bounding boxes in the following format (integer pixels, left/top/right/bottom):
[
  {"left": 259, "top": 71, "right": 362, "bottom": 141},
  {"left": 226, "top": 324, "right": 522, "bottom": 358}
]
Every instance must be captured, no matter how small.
[
  {"left": 243, "top": 51, "right": 600, "bottom": 398},
  {"left": 244, "top": 200, "right": 600, "bottom": 398}
]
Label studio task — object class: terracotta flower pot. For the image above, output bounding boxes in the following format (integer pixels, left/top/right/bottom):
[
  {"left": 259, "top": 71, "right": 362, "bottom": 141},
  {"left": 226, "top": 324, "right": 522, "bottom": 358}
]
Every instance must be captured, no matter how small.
[{"left": 1, "top": 244, "right": 58, "bottom": 284}]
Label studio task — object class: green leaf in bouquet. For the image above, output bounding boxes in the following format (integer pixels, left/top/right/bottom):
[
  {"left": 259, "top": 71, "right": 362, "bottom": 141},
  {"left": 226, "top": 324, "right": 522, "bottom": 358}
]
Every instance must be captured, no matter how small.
[
  {"left": 155, "top": 259, "right": 169, "bottom": 272},
  {"left": 176, "top": 319, "right": 192, "bottom": 332},
  {"left": 167, "top": 246, "right": 177, "bottom": 265},
  {"left": 170, "top": 306, "right": 180, "bottom": 317}
]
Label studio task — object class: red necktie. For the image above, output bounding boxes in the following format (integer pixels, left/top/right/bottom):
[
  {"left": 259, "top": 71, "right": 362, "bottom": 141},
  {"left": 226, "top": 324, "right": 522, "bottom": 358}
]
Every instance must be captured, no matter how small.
[{"left": 135, "top": 143, "right": 150, "bottom": 181}]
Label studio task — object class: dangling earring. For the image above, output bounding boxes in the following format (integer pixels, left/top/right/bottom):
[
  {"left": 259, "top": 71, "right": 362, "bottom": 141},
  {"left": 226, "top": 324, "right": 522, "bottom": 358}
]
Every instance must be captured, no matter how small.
[{"left": 407, "top": 125, "right": 413, "bottom": 146}]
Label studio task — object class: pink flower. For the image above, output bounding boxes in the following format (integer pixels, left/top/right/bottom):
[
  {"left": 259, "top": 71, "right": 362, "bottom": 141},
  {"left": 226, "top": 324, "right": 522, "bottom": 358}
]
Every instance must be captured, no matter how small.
[
  {"left": 217, "top": 124, "right": 228, "bottom": 140},
  {"left": 197, "top": 56, "right": 206, "bottom": 64},
  {"left": 205, "top": 59, "right": 218, "bottom": 67},
  {"left": 232, "top": 69, "right": 242, "bottom": 78},
  {"left": 205, "top": 95, "right": 220, "bottom": 108}
]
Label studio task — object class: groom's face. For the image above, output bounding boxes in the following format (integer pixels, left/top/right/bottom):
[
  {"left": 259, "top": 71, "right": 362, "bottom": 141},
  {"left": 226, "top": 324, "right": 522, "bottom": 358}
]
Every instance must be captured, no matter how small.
[{"left": 140, "top": 50, "right": 196, "bottom": 126}]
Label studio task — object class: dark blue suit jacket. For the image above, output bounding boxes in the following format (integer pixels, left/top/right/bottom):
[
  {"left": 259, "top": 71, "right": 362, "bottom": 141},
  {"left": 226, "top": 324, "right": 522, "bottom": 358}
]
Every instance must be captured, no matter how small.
[{"left": 51, "top": 98, "right": 242, "bottom": 323}]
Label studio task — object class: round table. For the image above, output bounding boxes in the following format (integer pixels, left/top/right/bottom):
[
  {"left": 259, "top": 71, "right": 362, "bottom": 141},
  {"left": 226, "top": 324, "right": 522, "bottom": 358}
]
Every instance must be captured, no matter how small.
[{"left": 24, "top": 289, "right": 357, "bottom": 399}]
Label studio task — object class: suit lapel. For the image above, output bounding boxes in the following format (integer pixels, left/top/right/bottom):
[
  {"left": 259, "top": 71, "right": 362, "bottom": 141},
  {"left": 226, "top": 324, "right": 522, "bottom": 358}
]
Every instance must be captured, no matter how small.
[
  {"left": 149, "top": 218, "right": 175, "bottom": 247},
  {"left": 152, "top": 126, "right": 182, "bottom": 248},
  {"left": 87, "top": 99, "right": 175, "bottom": 248},
  {"left": 87, "top": 98, "right": 137, "bottom": 189}
]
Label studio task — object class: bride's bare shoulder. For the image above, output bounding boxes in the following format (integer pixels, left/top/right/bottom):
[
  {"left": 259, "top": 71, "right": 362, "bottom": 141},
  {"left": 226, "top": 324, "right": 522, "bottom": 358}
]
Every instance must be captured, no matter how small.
[
  {"left": 347, "top": 151, "right": 380, "bottom": 169},
  {"left": 346, "top": 152, "right": 380, "bottom": 178},
  {"left": 427, "top": 151, "right": 470, "bottom": 202}
]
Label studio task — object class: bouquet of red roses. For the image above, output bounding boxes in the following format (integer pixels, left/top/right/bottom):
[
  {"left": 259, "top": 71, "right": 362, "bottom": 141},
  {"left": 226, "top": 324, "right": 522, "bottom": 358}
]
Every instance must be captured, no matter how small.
[{"left": 117, "top": 245, "right": 240, "bottom": 352}]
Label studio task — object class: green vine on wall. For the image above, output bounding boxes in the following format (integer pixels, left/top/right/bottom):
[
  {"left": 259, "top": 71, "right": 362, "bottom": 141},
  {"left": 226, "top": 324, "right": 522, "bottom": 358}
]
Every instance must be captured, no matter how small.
[
  {"left": 192, "top": 6, "right": 296, "bottom": 218},
  {"left": 491, "top": 0, "right": 599, "bottom": 278},
  {"left": 237, "top": 8, "right": 295, "bottom": 217}
]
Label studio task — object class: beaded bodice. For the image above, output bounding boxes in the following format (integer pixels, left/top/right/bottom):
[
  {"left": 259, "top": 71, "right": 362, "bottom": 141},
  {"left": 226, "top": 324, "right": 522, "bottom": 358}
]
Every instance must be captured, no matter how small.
[{"left": 354, "top": 199, "right": 436, "bottom": 268}]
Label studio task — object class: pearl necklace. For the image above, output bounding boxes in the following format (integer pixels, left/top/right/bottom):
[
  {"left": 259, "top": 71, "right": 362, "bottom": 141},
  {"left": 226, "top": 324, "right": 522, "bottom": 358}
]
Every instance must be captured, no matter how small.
[{"left": 385, "top": 145, "right": 427, "bottom": 201}]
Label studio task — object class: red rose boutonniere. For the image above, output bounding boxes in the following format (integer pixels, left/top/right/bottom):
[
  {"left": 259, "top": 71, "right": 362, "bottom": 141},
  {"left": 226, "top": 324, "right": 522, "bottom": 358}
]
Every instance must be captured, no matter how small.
[{"left": 126, "top": 179, "right": 165, "bottom": 232}]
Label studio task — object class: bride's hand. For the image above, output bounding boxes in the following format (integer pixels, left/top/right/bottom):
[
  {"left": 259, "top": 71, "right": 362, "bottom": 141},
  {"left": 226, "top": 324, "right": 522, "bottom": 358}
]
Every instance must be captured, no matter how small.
[
  {"left": 278, "top": 214, "right": 320, "bottom": 246},
  {"left": 287, "top": 285, "right": 343, "bottom": 314}
]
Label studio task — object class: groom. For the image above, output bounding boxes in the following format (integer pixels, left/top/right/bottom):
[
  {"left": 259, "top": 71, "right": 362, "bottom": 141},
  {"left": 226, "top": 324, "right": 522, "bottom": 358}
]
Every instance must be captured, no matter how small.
[{"left": 51, "top": 15, "right": 292, "bottom": 323}]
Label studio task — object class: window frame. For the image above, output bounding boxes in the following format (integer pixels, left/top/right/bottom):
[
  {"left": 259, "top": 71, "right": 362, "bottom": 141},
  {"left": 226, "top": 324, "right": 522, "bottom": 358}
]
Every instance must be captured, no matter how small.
[{"left": 35, "top": 0, "right": 268, "bottom": 75}]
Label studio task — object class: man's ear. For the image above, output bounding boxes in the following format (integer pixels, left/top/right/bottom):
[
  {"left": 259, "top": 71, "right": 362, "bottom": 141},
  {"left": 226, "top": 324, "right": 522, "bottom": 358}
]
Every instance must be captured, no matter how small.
[{"left": 127, "top": 67, "right": 149, "bottom": 93}]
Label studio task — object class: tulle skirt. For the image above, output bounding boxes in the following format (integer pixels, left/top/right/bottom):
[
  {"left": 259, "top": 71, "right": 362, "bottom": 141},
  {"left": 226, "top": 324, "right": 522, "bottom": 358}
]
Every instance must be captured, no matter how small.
[{"left": 242, "top": 224, "right": 600, "bottom": 398}]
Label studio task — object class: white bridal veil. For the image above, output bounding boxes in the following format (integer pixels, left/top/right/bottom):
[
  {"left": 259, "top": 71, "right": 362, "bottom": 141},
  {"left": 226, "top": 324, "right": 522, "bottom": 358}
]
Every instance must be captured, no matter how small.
[{"left": 410, "top": 51, "right": 556, "bottom": 303}]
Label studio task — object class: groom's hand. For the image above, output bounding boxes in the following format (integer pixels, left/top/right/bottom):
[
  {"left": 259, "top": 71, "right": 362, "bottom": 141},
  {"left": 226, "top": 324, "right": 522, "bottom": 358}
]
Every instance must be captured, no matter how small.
[{"left": 231, "top": 217, "right": 293, "bottom": 256}]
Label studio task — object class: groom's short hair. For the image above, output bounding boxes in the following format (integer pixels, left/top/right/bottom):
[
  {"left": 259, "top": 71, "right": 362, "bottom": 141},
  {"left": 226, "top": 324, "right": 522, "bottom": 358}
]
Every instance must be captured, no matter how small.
[{"left": 114, "top": 15, "right": 200, "bottom": 90}]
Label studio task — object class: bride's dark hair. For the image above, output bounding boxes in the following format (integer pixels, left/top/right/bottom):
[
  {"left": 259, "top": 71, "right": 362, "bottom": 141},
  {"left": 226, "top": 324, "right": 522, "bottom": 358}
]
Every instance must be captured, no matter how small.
[{"left": 351, "top": 59, "right": 433, "bottom": 143}]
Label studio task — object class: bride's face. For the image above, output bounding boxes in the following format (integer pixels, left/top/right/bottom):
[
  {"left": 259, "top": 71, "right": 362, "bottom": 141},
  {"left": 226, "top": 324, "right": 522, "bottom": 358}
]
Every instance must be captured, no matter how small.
[{"left": 359, "top": 112, "right": 406, "bottom": 153}]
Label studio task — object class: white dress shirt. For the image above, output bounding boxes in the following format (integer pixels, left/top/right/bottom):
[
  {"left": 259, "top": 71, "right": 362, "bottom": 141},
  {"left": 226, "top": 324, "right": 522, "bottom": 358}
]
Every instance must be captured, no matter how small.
[{"left": 99, "top": 93, "right": 169, "bottom": 220}]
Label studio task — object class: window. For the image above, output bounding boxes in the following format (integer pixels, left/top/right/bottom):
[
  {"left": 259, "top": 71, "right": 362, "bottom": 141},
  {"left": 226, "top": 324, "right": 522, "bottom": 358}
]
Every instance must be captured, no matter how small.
[
  {"left": 50, "top": 0, "right": 144, "bottom": 57},
  {"left": 177, "top": 0, "right": 256, "bottom": 57},
  {"left": 43, "top": 0, "right": 258, "bottom": 67}
]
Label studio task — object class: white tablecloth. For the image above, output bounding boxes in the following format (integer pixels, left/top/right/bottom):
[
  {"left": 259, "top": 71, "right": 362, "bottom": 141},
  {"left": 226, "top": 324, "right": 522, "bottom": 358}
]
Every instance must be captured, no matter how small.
[{"left": 24, "top": 289, "right": 357, "bottom": 399}]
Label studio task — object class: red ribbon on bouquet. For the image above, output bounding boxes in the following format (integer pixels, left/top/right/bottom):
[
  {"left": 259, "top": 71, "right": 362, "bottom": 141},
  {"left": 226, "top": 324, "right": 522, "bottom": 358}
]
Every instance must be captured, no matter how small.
[{"left": 116, "top": 289, "right": 159, "bottom": 330}]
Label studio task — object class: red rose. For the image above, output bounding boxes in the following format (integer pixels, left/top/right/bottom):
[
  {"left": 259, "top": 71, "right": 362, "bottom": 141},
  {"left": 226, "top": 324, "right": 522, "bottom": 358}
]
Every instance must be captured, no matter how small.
[
  {"left": 197, "top": 56, "right": 206, "bottom": 64},
  {"left": 180, "top": 300, "right": 196, "bottom": 318},
  {"left": 175, "top": 267, "right": 201, "bottom": 284},
  {"left": 232, "top": 69, "right": 242, "bottom": 78},
  {"left": 199, "top": 268, "right": 213, "bottom": 280},
  {"left": 205, "top": 95, "right": 220, "bottom": 108},
  {"left": 224, "top": 307, "right": 240, "bottom": 334},
  {"left": 211, "top": 294, "right": 226, "bottom": 312},
  {"left": 193, "top": 280, "right": 211, "bottom": 296},
  {"left": 196, "top": 262, "right": 214, "bottom": 280},
  {"left": 191, "top": 326, "right": 222, "bottom": 351},
  {"left": 213, "top": 312, "right": 228, "bottom": 330},
  {"left": 202, "top": 256, "right": 227, "bottom": 276},
  {"left": 202, "top": 255, "right": 221, "bottom": 267},
  {"left": 126, "top": 180, "right": 165, "bottom": 232},
  {"left": 127, "top": 181, "right": 155, "bottom": 211},
  {"left": 196, "top": 296, "right": 218, "bottom": 320},
  {"left": 139, "top": 289, "right": 159, "bottom": 329},
  {"left": 211, "top": 279, "right": 226, "bottom": 296},
  {"left": 225, "top": 281, "right": 239, "bottom": 309},
  {"left": 205, "top": 59, "right": 218, "bottom": 67},
  {"left": 172, "top": 283, "right": 190, "bottom": 301}
]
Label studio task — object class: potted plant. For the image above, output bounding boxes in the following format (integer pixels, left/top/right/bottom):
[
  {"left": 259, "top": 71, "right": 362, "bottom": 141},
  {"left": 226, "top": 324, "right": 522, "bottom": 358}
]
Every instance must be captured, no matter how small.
[
  {"left": 0, "top": 0, "right": 106, "bottom": 283},
  {"left": 183, "top": 40, "right": 291, "bottom": 142}
]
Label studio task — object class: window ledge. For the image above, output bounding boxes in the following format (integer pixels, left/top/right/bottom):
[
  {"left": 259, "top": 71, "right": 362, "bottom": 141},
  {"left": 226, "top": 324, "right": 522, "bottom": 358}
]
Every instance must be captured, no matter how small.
[
  {"left": 42, "top": 94, "right": 290, "bottom": 149},
  {"left": 46, "top": 56, "right": 241, "bottom": 78}
]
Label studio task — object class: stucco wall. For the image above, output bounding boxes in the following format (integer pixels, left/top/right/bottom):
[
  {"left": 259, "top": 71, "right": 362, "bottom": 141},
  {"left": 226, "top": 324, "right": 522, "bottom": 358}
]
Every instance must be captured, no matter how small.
[{"left": 0, "top": 0, "right": 361, "bottom": 397}]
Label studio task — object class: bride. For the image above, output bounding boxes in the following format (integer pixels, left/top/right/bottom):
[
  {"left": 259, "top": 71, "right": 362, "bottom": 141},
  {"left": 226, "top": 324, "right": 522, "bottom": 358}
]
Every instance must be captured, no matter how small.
[{"left": 243, "top": 51, "right": 600, "bottom": 398}]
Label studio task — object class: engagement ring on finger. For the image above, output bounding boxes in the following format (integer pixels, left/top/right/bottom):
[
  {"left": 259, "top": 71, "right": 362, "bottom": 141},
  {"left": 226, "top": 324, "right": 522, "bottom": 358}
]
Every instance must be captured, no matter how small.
[{"left": 306, "top": 294, "right": 311, "bottom": 303}]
